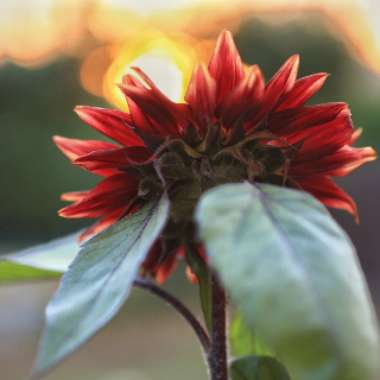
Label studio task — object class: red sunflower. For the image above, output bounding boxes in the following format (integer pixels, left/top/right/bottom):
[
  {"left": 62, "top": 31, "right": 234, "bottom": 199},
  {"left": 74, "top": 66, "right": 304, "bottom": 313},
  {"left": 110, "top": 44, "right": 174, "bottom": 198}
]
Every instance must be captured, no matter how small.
[{"left": 54, "top": 30, "right": 376, "bottom": 283}]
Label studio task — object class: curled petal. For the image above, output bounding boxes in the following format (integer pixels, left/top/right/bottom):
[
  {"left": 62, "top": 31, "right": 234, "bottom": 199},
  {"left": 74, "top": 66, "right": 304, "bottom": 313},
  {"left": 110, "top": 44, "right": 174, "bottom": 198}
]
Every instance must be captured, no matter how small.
[
  {"left": 291, "top": 109, "right": 353, "bottom": 160},
  {"left": 75, "top": 146, "right": 153, "bottom": 171},
  {"left": 208, "top": 30, "right": 245, "bottom": 100},
  {"left": 74, "top": 106, "right": 144, "bottom": 147},
  {"left": 79, "top": 204, "right": 132, "bottom": 242},
  {"left": 269, "top": 102, "right": 348, "bottom": 136},
  {"left": 142, "top": 240, "right": 181, "bottom": 284},
  {"left": 59, "top": 173, "right": 138, "bottom": 219},
  {"left": 122, "top": 67, "right": 190, "bottom": 137},
  {"left": 291, "top": 146, "right": 376, "bottom": 177},
  {"left": 277, "top": 72, "right": 328, "bottom": 111},
  {"left": 53, "top": 136, "right": 121, "bottom": 176},
  {"left": 121, "top": 84, "right": 181, "bottom": 137},
  {"left": 129, "top": 67, "right": 191, "bottom": 124},
  {"left": 53, "top": 136, "right": 118, "bottom": 162},
  {"left": 155, "top": 253, "right": 179, "bottom": 284},
  {"left": 295, "top": 176, "right": 358, "bottom": 221}
]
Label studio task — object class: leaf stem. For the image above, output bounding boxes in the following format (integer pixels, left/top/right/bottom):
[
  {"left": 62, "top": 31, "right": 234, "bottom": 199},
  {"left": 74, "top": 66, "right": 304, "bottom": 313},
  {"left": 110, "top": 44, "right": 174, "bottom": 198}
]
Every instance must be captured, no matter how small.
[
  {"left": 133, "top": 277, "right": 211, "bottom": 355},
  {"left": 208, "top": 273, "right": 228, "bottom": 380}
]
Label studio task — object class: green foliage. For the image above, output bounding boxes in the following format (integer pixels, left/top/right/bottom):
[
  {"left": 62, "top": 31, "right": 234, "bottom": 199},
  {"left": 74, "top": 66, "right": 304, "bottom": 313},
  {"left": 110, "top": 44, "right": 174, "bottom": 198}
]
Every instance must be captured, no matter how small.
[
  {"left": 230, "top": 356, "right": 291, "bottom": 380},
  {"left": 0, "top": 232, "right": 80, "bottom": 282},
  {"left": 33, "top": 196, "right": 169, "bottom": 378},
  {"left": 185, "top": 244, "right": 212, "bottom": 331},
  {"left": 0, "top": 262, "right": 59, "bottom": 282},
  {"left": 230, "top": 312, "right": 273, "bottom": 358},
  {"left": 196, "top": 182, "right": 380, "bottom": 380}
]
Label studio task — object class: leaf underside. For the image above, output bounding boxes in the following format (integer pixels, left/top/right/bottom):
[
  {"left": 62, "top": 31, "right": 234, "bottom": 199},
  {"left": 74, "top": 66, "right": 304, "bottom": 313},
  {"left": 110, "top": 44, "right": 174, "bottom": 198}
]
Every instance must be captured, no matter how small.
[
  {"left": 33, "top": 195, "right": 170, "bottom": 378},
  {"left": 196, "top": 182, "right": 380, "bottom": 380},
  {"left": 0, "top": 231, "right": 81, "bottom": 282}
]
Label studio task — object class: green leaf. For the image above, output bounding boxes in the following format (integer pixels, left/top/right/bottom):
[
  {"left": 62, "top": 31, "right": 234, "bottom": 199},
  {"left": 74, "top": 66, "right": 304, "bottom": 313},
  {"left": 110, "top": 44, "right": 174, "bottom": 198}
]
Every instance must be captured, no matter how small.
[
  {"left": 196, "top": 182, "right": 380, "bottom": 380},
  {"left": 33, "top": 196, "right": 170, "bottom": 378},
  {"left": 231, "top": 356, "right": 291, "bottom": 380},
  {"left": 0, "top": 232, "right": 81, "bottom": 282},
  {"left": 185, "top": 244, "right": 212, "bottom": 331},
  {"left": 230, "top": 311, "right": 273, "bottom": 358}
]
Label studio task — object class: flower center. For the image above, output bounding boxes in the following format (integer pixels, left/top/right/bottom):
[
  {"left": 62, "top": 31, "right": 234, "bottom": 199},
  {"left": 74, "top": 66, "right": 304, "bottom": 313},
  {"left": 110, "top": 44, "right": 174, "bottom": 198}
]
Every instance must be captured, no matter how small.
[{"left": 135, "top": 124, "right": 297, "bottom": 230}]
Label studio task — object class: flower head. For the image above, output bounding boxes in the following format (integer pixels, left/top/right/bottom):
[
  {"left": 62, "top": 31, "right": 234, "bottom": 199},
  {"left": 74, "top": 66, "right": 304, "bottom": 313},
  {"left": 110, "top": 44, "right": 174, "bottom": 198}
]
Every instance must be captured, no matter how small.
[{"left": 55, "top": 30, "right": 376, "bottom": 283}]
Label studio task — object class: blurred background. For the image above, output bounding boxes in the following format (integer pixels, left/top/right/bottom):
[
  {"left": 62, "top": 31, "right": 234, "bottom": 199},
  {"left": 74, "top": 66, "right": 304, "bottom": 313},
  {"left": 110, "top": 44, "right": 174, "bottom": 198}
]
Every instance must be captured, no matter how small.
[{"left": 1, "top": 0, "right": 380, "bottom": 379}]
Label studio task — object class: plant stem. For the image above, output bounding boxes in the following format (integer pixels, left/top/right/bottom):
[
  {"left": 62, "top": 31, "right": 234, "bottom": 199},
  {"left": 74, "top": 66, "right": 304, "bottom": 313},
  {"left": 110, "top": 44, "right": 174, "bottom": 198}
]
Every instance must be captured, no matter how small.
[
  {"left": 133, "top": 277, "right": 210, "bottom": 355},
  {"left": 208, "top": 273, "right": 228, "bottom": 380}
]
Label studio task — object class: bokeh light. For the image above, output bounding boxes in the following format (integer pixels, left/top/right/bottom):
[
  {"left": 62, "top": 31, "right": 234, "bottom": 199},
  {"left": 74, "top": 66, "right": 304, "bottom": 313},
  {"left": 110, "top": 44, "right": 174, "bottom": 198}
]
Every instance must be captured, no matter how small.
[
  {"left": 101, "top": 32, "right": 199, "bottom": 109},
  {"left": 1, "top": 0, "right": 380, "bottom": 99}
]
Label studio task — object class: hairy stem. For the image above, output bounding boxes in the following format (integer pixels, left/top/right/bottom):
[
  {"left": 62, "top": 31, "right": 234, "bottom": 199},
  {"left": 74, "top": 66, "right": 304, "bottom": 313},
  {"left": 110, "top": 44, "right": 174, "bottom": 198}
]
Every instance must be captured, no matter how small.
[
  {"left": 133, "top": 277, "right": 210, "bottom": 355},
  {"left": 208, "top": 273, "right": 228, "bottom": 380}
]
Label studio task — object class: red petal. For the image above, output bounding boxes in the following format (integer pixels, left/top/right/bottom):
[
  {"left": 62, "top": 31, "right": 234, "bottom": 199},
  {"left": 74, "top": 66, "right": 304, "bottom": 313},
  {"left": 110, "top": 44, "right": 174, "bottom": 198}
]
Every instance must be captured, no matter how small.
[
  {"left": 185, "top": 265, "right": 199, "bottom": 284},
  {"left": 121, "top": 84, "right": 180, "bottom": 137},
  {"left": 121, "top": 67, "right": 190, "bottom": 138},
  {"left": 128, "top": 67, "right": 191, "bottom": 126},
  {"left": 53, "top": 136, "right": 118, "bottom": 162},
  {"left": 75, "top": 146, "right": 153, "bottom": 171},
  {"left": 243, "top": 66, "right": 266, "bottom": 133},
  {"left": 60, "top": 191, "right": 88, "bottom": 202},
  {"left": 208, "top": 30, "right": 245, "bottom": 100},
  {"left": 155, "top": 252, "right": 179, "bottom": 284},
  {"left": 249, "top": 65, "right": 265, "bottom": 104},
  {"left": 291, "top": 146, "right": 376, "bottom": 177},
  {"left": 142, "top": 239, "right": 163, "bottom": 274},
  {"left": 79, "top": 204, "right": 131, "bottom": 242},
  {"left": 53, "top": 136, "right": 121, "bottom": 176},
  {"left": 59, "top": 173, "right": 138, "bottom": 219},
  {"left": 291, "top": 109, "right": 353, "bottom": 160},
  {"left": 296, "top": 176, "right": 358, "bottom": 220},
  {"left": 185, "top": 64, "right": 217, "bottom": 129},
  {"left": 350, "top": 128, "right": 363, "bottom": 144},
  {"left": 218, "top": 65, "right": 265, "bottom": 134},
  {"left": 276, "top": 72, "right": 328, "bottom": 111},
  {"left": 261, "top": 55, "right": 299, "bottom": 114},
  {"left": 75, "top": 106, "right": 144, "bottom": 147},
  {"left": 269, "top": 102, "right": 348, "bottom": 136}
]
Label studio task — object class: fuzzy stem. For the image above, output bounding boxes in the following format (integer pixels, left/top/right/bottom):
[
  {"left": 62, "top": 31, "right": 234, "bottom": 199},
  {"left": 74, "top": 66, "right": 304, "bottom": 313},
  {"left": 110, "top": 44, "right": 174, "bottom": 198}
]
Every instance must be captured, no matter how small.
[
  {"left": 133, "top": 277, "right": 210, "bottom": 355},
  {"left": 208, "top": 273, "right": 228, "bottom": 380}
]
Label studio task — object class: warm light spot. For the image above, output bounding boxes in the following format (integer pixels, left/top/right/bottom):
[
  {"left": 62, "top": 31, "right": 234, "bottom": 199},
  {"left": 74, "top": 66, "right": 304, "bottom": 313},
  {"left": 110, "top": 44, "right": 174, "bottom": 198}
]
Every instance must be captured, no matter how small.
[
  {"left": 2, "top": 0, "right": 380, "bottom": 93},
  {"left": 103, "top": 33, "right": 196, "bottom": 110},
  {"left": 0, "top": 0, "right": 85, "bottom": 67},
  {"left": 80, "top": 46, "right": 114, "bottom": 98},
  {"left": 98, "top": 0, "right": 200, "bottom": 15},
  {"left": 129, "top": 50, "right": 184, "bottom": 101}
]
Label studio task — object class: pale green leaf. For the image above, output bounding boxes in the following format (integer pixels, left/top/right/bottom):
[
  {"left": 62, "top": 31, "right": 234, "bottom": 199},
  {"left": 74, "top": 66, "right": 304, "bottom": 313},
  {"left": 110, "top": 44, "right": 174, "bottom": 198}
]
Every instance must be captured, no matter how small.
[
  {"left": 231, "top": 356, "right": 291, "bottom": 380},
  {"left": 196, "top": 182, "right": 380, "bottom": 380},
  {"left": 0, "top": 232, "right": 81, "bottom": 282},
  {"left": 33, "top": 196, "right": 169, "bottom": 378}
]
